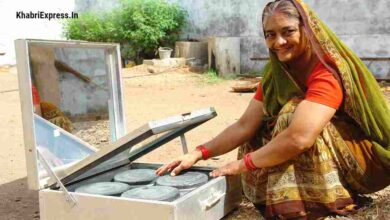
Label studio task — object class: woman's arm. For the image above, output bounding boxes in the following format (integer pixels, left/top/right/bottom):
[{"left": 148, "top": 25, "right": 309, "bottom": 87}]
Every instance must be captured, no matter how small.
[
  {"left": 203, "top": 99, "right": 265, "bottom": 157},
  {"left": 156, "top": 99, "right": 265, "bottom": 176},
  {"left": 210, "top": 100, "right": 336, "bottom": 177}
]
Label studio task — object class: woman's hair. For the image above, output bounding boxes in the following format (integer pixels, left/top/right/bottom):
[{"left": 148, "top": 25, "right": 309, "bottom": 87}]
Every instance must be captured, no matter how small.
[{"left": 262, "top": 0, "right": 302, "bottom": 27}]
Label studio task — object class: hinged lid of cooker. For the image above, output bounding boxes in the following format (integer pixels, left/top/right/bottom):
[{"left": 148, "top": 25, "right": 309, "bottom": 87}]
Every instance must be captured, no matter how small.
[
  {"left": 15, "top": 39, "right": 126, "bottom": 190},
  {"left": 15, "top": 39, "right": 217, "bottom": 191}
]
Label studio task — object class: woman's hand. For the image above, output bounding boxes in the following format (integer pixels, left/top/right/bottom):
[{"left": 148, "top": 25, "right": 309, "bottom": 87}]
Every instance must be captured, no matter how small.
[
  {"left": 156, "top": 150, "right": 203, "bottom": 176},
  {"left": 209, "top": 159, "right": 247, "bottom": 177}
]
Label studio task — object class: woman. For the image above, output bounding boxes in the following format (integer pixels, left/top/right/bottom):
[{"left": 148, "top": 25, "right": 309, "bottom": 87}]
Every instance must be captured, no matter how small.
[{"left": 157, "top": 0, "right": 390, "bottom": 219}]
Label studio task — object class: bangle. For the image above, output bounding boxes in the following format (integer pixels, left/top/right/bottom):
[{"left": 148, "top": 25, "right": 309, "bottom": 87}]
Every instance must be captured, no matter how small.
[
  {"left": 196, "top": 145, "right": 210, "bottom": 160},
  {"left": 244, "top": 153, "right": 257, "bottom": 171}
]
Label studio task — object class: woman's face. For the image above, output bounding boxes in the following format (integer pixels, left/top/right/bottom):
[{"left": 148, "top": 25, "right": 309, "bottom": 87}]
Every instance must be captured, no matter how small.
[{"left": 263, "top": 12, "right": 307, "bottom": 63}]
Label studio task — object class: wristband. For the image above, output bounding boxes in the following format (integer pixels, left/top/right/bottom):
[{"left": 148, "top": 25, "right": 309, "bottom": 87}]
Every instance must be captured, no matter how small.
[
  {"left": 244, "top": 153, "right": 257, "bottom": 171},
  {"left": 196, "top": 145, "right": 210, "bottom": 160}
]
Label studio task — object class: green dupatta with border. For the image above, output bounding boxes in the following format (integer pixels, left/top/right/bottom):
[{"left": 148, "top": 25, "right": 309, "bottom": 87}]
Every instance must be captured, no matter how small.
[{"left": 261, "top": 0, "right": 390, "bottom": 169}]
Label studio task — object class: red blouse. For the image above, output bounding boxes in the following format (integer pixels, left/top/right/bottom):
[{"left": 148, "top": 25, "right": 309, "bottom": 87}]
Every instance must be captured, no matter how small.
[{"left": 254, "top": 61, "right": 343, "bottom": 109}]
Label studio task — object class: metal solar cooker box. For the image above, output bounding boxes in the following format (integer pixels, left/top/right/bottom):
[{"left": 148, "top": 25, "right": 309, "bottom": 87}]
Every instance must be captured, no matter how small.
[{"left": 15, "top": 39, "right": 242, "bottom": 220}]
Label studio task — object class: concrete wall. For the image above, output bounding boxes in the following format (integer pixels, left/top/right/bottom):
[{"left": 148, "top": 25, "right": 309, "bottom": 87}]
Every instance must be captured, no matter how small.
[
  {"left": 166, "top": 0, "right": 267, "bottom": 73},
  {"left": 74, "top": 0, "right": 119, "bottom": 13},
  {"left": 76, "top": 0, "right": 390, "bottom": 77},
  {"left": 166, "top": 0, "right": 390, "bottom": 77},
  {"left": 55, "top": 47, "right": 110, "bottom": 118},
  {"left": 28, "top": 44, "right": 110, "bottom": 119},
  {"left": 7, "top": 0, "right": 388, "bottom": 77}
]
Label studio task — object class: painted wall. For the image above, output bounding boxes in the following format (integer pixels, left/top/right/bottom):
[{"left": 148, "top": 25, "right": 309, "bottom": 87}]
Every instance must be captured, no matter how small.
[
  {"left": 166, "top": 0, "right": 390, "bottom": 77},
  {"left": 55, "top": 47, "right": 110, "bottom": 118},
  {"left": 74, "top": 0, "right": 119, "bottom": 13},
  {"left": 3, "top": 0, "right": 390, "bottom": 78}
]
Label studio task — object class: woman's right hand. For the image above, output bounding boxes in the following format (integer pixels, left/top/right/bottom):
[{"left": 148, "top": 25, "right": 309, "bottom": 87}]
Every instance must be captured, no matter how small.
[{"left": 156, "top": 150, "right": 203, "bottom": 176}]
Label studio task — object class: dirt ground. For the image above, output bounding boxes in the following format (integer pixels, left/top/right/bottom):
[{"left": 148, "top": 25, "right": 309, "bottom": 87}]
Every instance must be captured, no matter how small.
[{"left": 0, "top": 65, "right": 389, "bottom": 219}]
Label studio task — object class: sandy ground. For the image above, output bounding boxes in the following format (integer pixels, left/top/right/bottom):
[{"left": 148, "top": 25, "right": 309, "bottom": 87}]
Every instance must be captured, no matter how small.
[{"left": 0, "top": 65, "right": 389, "bottom": 219}]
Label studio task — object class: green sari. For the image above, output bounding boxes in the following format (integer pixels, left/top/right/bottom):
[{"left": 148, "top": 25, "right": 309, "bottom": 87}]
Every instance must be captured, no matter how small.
[{"left": 239, "top": 0, "right": 390, "bottom": 219}]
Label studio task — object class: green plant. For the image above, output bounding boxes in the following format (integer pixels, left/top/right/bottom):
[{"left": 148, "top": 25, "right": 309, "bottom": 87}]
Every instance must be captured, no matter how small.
[
  {"left": 117, "top": 0, "right": 187, "bottom": 62},
  {"left": 62, "top": 0, "right": 187, "bottom": 64},
  {"left": 204, "top": 69, "right": 223, "bottom": 84},
  {"left": 63, "top": 11, "right": 119, "bottom": 43}
]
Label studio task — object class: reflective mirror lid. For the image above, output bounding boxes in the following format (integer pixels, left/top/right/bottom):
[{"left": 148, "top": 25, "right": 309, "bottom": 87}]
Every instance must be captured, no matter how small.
[
  {"left": 15, "top": 39, "right": 125, "bottom": 190},
  {"left": 15, "top": 39, "right": 217, "bottom": 191},
  {"left": 35, "top": 115, "right": 96, "bottom": 174}
]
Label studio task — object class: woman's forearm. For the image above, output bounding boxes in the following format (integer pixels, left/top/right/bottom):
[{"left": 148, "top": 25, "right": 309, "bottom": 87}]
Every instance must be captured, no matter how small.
[
  {"left": 199, "top": 100, "right": 265, "bottom": 159},
  {"left": 202, "top": 121, "right": 257, "bottom": 158},
  {"left": 250, "top": 128, "right": 312, "bottom": 168},
  {"left": 158, "top": 120, "right": 257, "bottom": 176}
]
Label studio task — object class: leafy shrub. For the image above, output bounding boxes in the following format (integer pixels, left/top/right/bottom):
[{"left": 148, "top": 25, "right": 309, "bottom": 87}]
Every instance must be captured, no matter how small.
[
  {"left": 63, "top": 0, "right": 187, "bottom": 63},
  {"left": 63, "top": 11, "right": 117, "bottom": 42}
]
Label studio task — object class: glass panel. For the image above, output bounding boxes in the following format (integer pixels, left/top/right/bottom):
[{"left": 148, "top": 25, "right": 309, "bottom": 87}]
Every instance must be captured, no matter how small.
[
  {"left": 34, "top": 115, "right": 95, "bottom": 175},
  {"left": 27, "top": 41, "right": 124, "bottom": 149}
]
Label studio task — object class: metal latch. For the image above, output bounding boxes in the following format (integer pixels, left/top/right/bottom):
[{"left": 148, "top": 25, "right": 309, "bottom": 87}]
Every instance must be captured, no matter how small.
[
  {"left": 37, "top": 149, "right": 78, "bottom": 207},
  {"left": 199, "top": 189, "right": 226, "bottom": 211}
]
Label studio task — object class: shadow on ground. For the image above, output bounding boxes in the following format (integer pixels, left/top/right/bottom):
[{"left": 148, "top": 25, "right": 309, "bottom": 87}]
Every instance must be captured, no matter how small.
[{"left": 0, "top": 177, "right": 39, "bottom": 220}]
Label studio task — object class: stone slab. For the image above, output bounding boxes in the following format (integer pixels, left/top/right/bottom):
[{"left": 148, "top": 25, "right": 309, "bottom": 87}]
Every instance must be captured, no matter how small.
[{"left": 142, "top": 58, "right": 186, "bottom": 67}]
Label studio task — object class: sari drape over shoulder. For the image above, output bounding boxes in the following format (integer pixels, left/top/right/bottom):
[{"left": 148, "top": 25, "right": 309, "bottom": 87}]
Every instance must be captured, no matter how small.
[
  {"left": 262, "top": 0, "right": 390, "bottom": 168},
  {"left": 239, "top": 0, "right": 390, "bottom": 219}
]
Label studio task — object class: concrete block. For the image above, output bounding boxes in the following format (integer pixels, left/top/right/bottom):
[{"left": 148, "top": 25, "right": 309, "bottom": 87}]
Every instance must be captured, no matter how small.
[
  {"left": 174, "top": 41, "right": 208, "bottom": 65},
  {"left": 364, "top": 60, "right": 390, "bottom": 80},
  {"left": 142, "top": 58, "right": 187, "bottom": 68},
  {"left": 208, "top": 37, "right": 241, "bottom": 76},
  {"left": 143, "top": 59, "right": 154, "bottom": 65}
]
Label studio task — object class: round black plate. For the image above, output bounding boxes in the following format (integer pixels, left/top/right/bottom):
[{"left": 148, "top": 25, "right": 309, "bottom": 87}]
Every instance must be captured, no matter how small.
[
  {"left": 113, "top": 169, "right": 157, "bottom": 185},
  {"left": 75, "top": 182, "right": 130, "bottom": 196},
  {"left": 121, "top": 186, "right": 179, "bottom": 202},
  {"left": 156, "top": 171, "right": 208, "bottom": 189}
]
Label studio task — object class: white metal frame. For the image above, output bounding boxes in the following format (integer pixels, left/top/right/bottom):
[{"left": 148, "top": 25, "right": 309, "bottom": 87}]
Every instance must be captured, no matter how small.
[{"left": 15, "top": 39, "right": 126, "bottom": 190}]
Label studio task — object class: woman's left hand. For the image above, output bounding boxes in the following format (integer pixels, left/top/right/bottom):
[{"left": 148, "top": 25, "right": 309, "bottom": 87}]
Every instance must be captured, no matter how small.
[{"left": 209, "top": 159, "right": 247, "bottom": 177}]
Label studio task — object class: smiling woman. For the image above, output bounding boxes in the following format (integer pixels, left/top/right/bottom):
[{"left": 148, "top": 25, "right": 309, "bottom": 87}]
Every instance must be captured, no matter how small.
[
  {"left": 157, "top": 0, "right": 390, "bottom": 219},
  {"left": 263, "top": 1, "right": 307, "bottom": 63}
]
